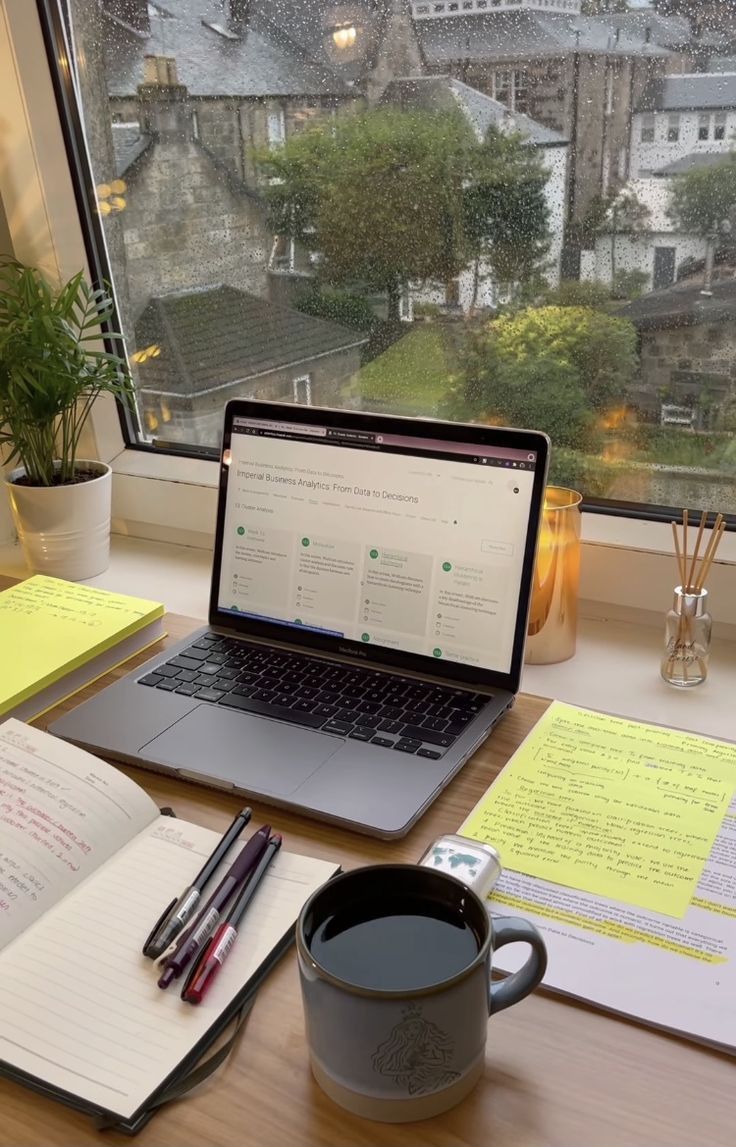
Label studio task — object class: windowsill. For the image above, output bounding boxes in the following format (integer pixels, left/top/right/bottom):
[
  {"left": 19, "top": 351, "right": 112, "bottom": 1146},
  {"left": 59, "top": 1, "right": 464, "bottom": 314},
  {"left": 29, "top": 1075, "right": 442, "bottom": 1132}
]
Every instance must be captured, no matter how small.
[{"left": 1, "top": 535, "right": 735, "bottom": 744}]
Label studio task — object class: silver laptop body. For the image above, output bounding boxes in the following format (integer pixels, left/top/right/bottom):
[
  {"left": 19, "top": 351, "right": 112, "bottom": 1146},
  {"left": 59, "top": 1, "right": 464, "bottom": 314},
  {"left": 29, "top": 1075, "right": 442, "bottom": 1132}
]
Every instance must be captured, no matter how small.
[{"left": 51, "top": 400, "right": 549, "bottom": 838}]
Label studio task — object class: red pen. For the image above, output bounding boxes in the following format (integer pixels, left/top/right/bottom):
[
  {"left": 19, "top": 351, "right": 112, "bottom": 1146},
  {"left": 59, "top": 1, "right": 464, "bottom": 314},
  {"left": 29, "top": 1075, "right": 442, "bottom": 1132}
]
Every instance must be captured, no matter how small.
[
  {"left": 157, "top": 823, "right": 271, "bottom": 989},
  {"left": 181, "top": 833, "right": 282, "bottom": 1005}
]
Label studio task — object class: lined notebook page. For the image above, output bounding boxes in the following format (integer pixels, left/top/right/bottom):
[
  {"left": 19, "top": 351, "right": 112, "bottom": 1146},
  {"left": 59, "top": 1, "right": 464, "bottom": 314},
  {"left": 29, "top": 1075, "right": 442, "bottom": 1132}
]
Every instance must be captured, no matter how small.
[
  {"left": 0, "top": 817, "right": 337, "bottom": 1119},
  {"left": 0, "top": 719, "right": 158, "bottom": 949}
]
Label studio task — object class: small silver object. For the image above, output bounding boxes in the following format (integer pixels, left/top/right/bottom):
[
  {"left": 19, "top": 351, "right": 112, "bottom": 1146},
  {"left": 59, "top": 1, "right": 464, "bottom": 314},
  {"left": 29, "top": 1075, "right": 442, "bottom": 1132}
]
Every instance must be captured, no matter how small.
[{"left": 418, "top": 833, "right": 502, "bottom": 899}]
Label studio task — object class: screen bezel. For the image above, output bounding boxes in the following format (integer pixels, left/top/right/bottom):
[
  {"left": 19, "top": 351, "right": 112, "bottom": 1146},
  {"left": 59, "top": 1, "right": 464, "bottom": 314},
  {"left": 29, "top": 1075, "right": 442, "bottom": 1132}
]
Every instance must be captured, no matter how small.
[{"left": 209, "top": 399, "right": 550, "bottom": 694}]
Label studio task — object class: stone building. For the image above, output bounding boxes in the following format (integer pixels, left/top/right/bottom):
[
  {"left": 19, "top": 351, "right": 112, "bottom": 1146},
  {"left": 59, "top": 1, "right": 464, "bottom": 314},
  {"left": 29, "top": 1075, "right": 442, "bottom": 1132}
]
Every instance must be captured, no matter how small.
[
  {"left": 619, "top": 277, "right": 736, "bottom": 427},
  {"left": 411, "top": 3, "right": 693, "bottom": 226},
  {"left": 134, "top": 285, "right": 367, "bottom": 445},
  {"left": 111, "top": 66, "right": 271, "bottom": 320}
]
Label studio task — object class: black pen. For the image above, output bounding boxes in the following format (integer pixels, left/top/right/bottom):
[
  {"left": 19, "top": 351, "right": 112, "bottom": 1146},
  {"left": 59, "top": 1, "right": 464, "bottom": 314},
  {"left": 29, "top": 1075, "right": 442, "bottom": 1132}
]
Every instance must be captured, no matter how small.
[
  {"left": 181, "top": 833, "right": 283, "bottom": 1004},
  {"left": 156, "top": 824, "right": 271, "bottom": 988},
  {"left": 143, "top": 806, "right": 252, "bottom": 958}
]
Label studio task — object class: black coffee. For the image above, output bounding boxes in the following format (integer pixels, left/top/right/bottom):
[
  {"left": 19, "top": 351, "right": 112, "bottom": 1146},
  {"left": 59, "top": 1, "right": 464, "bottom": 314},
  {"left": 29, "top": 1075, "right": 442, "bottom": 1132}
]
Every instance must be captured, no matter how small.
[{"left": 309, "top": 894, "right": 481, "bottom": 991}]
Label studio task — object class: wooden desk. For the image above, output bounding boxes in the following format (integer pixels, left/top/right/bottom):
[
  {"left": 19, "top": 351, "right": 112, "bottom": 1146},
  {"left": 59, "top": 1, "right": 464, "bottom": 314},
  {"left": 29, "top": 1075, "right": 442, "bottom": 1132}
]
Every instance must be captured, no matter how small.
[{"left": 0, "top": 595, "right": 732, "bottom": 1146}]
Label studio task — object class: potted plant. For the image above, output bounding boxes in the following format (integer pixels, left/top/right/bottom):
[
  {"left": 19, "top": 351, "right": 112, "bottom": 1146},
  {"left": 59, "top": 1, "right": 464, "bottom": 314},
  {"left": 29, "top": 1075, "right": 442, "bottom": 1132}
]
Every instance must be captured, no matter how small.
[{"left": 0, "top": 258, "right": 132, "bottom": 580}]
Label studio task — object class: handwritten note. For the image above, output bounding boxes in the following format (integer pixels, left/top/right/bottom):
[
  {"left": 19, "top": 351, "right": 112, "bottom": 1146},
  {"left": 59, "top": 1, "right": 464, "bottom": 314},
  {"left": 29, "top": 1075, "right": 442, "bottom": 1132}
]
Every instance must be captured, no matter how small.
[
  {"left": 461, "top": 702, "right": 736, "bottom": 916},
  {"left": 0, "top": 576, "right": 163, "bottom": 716},
  {"left": 0, "top": 720, "right": 158, "bottom": 949}
]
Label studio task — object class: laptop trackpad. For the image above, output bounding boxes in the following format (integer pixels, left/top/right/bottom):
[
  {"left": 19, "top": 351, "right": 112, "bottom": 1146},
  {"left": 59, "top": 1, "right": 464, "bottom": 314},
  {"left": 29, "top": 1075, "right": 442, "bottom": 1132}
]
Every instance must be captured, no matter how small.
[{"left": 140, "top": 705, "right": 340, "bottom": 796}]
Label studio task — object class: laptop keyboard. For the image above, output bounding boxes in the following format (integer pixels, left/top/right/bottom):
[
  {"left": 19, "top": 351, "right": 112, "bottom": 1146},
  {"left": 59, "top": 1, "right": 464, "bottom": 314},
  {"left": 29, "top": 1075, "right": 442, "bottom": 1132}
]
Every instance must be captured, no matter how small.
[{"left": 137, "top": 633, "right": 490, "bottom": 758}]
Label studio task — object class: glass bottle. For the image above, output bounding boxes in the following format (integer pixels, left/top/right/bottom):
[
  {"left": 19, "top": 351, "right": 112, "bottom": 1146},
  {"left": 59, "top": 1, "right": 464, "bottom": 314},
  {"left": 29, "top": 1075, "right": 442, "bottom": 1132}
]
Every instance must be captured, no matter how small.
[{"left": 661, "top": 587, "right": 711, "bottom": 688}]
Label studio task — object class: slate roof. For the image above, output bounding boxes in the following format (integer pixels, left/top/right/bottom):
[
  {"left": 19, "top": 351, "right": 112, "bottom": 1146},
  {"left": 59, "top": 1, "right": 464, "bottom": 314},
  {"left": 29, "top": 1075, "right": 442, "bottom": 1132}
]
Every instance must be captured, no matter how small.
[
  {"left": 618, "top": 277, "right": 736, "bottom": 331},
  {"left": 111, "top": 123, "right": 151, "bottom": 176},
  {"left": 105, "top": 0, "right": 350, "bottom": 98},
  {"left": 416, "top": 11, "right": 676, "bottom": 64},
  {"left": 381, "top": 76, "right": 567, "bottom": 146},
  {"left": 134, "top": 286, "right": 368, "bottom": 395},
  {"left": 637, "top": 73, "right": 736, "bottom": 113},
  {"left": 654, "top": 152, "right": 735, "bottom": 178}
]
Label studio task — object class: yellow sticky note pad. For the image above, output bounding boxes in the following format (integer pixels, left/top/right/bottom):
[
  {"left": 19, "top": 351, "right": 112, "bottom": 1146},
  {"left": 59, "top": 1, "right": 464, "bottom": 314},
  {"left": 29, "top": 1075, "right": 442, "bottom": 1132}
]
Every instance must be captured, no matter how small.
[
  {"left": 0, "top": 576, "right": 164, "bottom": 716},
  {"left": 461, "top": 701, "right": 736, "bottom": 917}
]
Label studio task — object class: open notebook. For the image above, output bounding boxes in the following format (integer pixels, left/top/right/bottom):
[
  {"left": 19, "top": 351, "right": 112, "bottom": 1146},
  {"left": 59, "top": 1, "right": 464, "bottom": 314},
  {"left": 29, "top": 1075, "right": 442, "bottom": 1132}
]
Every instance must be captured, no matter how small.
[{"left": 0, "top": 719, "right": 339, "bottom": 1131}]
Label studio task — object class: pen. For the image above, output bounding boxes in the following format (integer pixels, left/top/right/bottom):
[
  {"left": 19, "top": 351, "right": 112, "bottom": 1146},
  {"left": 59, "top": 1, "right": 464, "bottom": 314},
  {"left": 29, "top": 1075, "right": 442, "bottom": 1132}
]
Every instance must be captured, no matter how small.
[
  {"left": 143, "top": 806, "right": 252, "bottom": 959},
  {"left": 181, "top": 833, "right": 283, "bottom": 1005},
  {"left": 157, "top": 823, "right": 271, "bottom": 989}
]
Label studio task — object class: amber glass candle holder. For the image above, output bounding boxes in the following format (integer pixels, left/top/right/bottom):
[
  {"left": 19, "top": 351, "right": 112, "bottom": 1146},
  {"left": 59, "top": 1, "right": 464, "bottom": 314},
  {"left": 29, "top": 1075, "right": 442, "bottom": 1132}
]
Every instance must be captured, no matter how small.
[{"left": 525, "top": 486, "right": 582, "bottom": 665}]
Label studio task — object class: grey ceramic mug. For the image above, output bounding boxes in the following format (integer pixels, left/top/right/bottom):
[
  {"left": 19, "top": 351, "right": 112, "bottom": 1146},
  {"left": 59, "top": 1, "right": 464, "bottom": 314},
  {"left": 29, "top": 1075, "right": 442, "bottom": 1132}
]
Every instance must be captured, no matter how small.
[{"left": 296, "top": 863, "right": 547, "bottom": 1123}]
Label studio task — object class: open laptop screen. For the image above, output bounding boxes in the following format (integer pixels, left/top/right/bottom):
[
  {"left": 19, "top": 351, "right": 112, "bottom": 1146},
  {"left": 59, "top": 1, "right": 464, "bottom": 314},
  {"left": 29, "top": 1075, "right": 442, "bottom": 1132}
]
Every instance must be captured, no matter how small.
[{"left": 212, "top": 403, "right": 547, "bottom": 687}]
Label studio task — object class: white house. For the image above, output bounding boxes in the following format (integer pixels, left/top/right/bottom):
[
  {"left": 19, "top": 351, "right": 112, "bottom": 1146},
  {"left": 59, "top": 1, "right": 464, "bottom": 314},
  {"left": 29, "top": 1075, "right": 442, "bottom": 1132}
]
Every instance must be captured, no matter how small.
[
  {"left": 382, "top": 76, "right": 568, "bottom": 312},
  {"left": 581, "top": 176, "right": 708, "bottom": 293},
  {"left": 630, "top": 73, "right": 736, "bottom": 179}
]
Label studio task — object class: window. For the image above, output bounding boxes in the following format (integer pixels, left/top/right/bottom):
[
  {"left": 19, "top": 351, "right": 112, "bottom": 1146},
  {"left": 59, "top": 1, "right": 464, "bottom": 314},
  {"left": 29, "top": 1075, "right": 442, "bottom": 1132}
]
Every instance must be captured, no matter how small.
[
  {"left": 269, "top": 234, "right": 295, "bottom": 273},
  {"left": 292, "top": 375, "right": 312, "bottom": 404},
  {"left": 10, "top": 0, "right": 734, "bottom": 524},
  {"left": 267, "top": 107, "right": 286, "bottom": 149},
  {"left": 492, "top": 69, "right": 528, "bottom": 113},
  {"left": 698, "top": 114, "right": 710, "bottom": 142}
]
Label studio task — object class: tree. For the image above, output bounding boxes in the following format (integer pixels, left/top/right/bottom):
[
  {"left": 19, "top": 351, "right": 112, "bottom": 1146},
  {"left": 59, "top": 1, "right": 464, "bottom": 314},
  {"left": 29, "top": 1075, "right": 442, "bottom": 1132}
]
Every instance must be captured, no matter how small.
[
  {"left": 670, "top": 154, "right": 736, "bottom": 289},
  {"left": 606, "top": 188, "right": 651, "bottom": 286},
  {"left": 259, "top": 108, "right": 550, "bottom": 320},
  {"left": 462, "top": 126, "right": 550, "bottom": 307},
  {"left": 669, "top": 153, "right": 736, "bottom": 238},
  {"left": 449, "top": 305, "right": 638, "bottom": 436}
]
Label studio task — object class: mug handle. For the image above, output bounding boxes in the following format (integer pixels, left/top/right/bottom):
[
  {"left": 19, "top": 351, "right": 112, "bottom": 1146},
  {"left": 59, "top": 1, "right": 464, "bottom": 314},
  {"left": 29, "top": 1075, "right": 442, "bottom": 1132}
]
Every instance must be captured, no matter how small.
[{"left": 488, "top": 916, "right": 548, "bottom": 1016}]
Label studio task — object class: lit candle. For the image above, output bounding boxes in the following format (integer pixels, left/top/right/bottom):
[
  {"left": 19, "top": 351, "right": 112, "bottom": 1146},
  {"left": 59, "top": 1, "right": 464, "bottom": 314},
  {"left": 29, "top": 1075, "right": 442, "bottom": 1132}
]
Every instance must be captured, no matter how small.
[{"left": 525, "top": 486, "right": 582, "bottom": 665}]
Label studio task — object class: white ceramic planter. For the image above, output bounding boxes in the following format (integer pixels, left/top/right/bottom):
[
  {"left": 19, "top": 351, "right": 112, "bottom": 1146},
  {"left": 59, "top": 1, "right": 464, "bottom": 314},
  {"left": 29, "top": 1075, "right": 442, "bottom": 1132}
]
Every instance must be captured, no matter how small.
[{"left": 5, "top": 461, "right": 112, "bottom": 581}]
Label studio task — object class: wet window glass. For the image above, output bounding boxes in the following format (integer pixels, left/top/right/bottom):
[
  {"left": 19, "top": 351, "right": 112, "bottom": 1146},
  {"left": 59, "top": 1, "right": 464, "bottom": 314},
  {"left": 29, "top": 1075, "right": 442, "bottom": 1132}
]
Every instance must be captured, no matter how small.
[{"left": 62, "top": 0, "right": 736, "bottom": 513}]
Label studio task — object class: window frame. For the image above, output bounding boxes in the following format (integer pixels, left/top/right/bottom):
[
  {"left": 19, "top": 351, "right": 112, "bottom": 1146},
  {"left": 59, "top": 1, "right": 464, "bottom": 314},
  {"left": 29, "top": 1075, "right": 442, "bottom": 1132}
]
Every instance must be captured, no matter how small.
[{"left": 1, "top": 0, "right": 734, "bottom": 600}]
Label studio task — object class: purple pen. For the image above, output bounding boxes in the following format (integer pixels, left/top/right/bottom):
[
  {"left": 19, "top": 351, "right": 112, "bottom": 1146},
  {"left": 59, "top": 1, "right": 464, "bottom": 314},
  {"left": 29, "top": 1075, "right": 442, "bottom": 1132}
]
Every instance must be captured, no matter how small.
[{"left": 157, "top": 824, "right": 271, "bottom": 989}]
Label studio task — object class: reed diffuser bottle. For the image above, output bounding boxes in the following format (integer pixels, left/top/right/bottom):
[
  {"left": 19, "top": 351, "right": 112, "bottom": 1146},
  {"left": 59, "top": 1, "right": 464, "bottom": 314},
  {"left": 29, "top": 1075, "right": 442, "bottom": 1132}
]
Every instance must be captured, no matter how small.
[
  {"left": 661, "top": 587, "right": 711, "bottom": 688},
  {"left": 663, "top": 511, "right": 724, "bottom": 688}
]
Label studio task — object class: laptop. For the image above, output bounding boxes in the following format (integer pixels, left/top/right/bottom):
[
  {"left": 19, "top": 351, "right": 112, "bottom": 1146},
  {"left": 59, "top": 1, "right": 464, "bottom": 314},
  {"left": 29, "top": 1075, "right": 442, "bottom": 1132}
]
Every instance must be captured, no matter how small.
[{"left": 51, "top": 400, "right": 549, "bottom": 838}]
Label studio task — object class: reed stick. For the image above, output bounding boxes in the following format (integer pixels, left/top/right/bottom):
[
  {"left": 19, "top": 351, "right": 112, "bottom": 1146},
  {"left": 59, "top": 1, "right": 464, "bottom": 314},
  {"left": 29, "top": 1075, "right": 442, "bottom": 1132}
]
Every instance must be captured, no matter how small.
[
  {"left": 694, "top": 519, "right": 725, "bottom": 595},
  {"left": 671, "top": 520, "right": 686, "bottom": 588},
  {"left": 686, "top": 510, "right": 707, "bottom": 591}
]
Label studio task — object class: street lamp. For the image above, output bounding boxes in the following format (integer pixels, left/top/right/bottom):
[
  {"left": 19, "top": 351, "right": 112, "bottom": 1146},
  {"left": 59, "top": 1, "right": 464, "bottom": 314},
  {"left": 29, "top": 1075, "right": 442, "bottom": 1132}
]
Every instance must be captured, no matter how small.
[
  {"left": 332, "top": 24, "right": 357, "bottom": 50},
  {"left": 701, "top": 217, "right": 733, "bottom": 297}
]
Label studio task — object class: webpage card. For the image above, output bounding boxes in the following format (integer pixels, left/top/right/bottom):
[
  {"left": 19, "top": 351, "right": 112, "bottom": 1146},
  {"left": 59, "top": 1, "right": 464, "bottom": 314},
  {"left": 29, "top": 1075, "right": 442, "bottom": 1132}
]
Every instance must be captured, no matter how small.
[
  {"left": 461, "top": 701, "right": 736, "bottom": 917},
  {"left": 0, "top": 720, "right": 158, "bottom": 949}
]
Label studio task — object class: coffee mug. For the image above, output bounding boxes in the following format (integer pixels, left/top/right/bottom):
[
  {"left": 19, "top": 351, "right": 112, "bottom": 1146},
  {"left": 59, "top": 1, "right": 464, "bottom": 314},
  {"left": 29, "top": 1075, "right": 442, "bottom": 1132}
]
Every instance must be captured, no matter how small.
[{"left": 296, "top": 863, "right": 547, "bottom": 1122}]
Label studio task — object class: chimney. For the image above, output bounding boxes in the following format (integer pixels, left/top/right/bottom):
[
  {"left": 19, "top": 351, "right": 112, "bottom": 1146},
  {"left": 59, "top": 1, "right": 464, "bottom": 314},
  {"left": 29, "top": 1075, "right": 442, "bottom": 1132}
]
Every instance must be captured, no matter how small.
[
  {"left": 229, "top": 0, "right": 251, "bottom": 33},
  {"left": 138, "top": 57, "right": 191, "bottom": 142},
  {"left": 104, "top": 0, "right": 150, "bottom": 35}
]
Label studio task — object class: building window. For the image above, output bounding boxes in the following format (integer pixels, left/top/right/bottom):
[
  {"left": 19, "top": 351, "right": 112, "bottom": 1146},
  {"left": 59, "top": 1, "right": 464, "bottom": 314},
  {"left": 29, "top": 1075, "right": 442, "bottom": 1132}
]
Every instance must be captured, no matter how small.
[
  {"left": 492, "top": 69, "right": 528, "bottom": 113},
  {"left": 191, "top": 109, "right": 200, "bottom": 140},
  {"left": 267, "top": 107, "right": 286, "bottom": 149},
  {"left": 269, "top": 234, "right": 295, "bottom": 273},
  {"left": 666, "top": 115, "right": 680, "bottom": 143},
  {"left": 640, "top": 114, "right": 655, "bottom": 143},
  {"left": 293, "top": 375, "right": 313, "bottom": 404},
  {"left": 698, "top": 114, "right": 710, "bottom": 142},
  {"left": 714, "top": 113, "right": 727, "bottom": 141}
]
